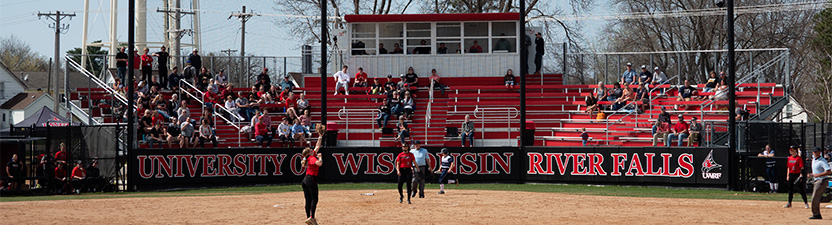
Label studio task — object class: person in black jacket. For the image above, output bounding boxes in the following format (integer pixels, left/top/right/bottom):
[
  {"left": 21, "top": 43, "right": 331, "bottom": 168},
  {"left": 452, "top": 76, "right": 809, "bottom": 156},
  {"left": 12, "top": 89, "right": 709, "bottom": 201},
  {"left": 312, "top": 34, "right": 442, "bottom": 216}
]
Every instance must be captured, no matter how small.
[
  {"left": 534, "top": 32, "right": 545, "bottom": 74},
  {"left": 188, "top": 48, "right": 202, "bottom": 71}
]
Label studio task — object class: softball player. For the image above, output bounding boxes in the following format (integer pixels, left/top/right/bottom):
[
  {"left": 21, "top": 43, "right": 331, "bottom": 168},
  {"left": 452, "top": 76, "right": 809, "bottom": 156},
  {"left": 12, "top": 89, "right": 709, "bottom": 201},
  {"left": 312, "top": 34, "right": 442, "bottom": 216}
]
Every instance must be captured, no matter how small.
[
  {"left": 396, "top": 144, "right": 417, "bottom": 204},
  {"left": 301, "top": 136, "right": 324, "bottom": 225},
  {"left": 434, "top": 148, "right": 458, "bottom": 194}
]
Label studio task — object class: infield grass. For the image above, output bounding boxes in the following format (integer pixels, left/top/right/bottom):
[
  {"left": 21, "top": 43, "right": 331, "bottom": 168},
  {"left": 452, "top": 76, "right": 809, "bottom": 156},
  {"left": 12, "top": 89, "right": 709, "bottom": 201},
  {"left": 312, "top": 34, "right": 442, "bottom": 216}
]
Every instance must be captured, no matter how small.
[{"left": 0, "top": 183, "right": 790, "bottom": 202}]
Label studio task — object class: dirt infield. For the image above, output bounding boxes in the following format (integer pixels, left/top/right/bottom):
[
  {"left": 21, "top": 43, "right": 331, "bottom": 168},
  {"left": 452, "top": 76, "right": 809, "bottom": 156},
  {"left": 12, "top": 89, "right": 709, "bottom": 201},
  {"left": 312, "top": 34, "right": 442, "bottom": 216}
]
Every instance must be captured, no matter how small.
[{"left": 1, "top": 189, "right": 829, "bottom": 224}]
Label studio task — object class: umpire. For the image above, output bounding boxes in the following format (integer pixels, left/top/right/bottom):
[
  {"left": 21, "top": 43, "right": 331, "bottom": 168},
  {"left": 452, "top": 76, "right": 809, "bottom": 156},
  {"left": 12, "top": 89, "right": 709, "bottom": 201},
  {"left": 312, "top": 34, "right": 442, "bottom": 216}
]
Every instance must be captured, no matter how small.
[
  {"left": 410, "top": 141, "right": 428, "bottom": 198},
  {"left": 808, "top": 147, "right": 831, "bottom": 220}
]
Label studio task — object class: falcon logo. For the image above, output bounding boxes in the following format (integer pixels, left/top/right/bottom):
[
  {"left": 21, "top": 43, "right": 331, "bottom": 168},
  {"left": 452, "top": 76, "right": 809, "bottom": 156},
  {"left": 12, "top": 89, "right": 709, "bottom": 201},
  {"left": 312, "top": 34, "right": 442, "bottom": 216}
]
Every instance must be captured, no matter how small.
[{"left": 701, "top": 150, "right": 722, "bottom": 179}]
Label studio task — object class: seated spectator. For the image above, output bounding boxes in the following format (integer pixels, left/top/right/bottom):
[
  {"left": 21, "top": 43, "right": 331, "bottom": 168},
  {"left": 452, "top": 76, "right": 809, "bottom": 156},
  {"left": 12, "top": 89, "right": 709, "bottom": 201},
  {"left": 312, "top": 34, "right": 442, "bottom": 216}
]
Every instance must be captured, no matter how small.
[
  {"left": 278, "top": 117, "right": 293, "bottom": 146},
  {"left": 651, "top": 67, "right": 669, "bottom": 86},
  {"left": 198, "top": 118, "right": 218, "bottom": 148},
  {"left": 620, "top": 63, "right": 637, "bottom": 85},
  {"left": 296, "top": 93, "right": 310, "bottom": 116},
  {"left": 391, "top": 43, "right": 404, "bottom": 54},
  {"left": 70, "top": 162, "right": 86, "bottom": 194},
  {"left": 412, "top": 40, "right": 431, "bottom": 54},
  {"left": 461, "top": 115, "right": 475, "bottom": 147},
  {"left": 652, "top": 121, "right": 670, "bottom": 146},
  {"left": 333, "top": 65, "right": 350, "bottom": 96},
  {"left": 504, "top": 69, "right": 516, "bottom": 88},
  {"left": 284, "top": 92, "right": 299, "bottom": 121},
  {"left": 166, "top": 118, "right": 182, "bottom": 148},
  {"left": 469, "top": 40, "right": 483, "bottom": 53},
  {"left": 299, "top": 110, "right": 312, "bottom": 136},
  {"left": 429, "top": 69, "right": 447, "bottom": 95},
  {"left": 216, "top": 69, "right": 228, "bottom": 87},
  {"left": 54, "top": 162, "right": 69, "bottom": 194},
  {"left": 638, "top": 65, "right": 652, "bottom": 85},
  {"left": 377, "top": 103, "right": 391, "bottom": 129},
  {"left": 607, "top": 82, "right": 622, "bottom": 102},
  {"left": 370, "top": 78, "right": 383, "bottom": 95},
  {"left": 594, "top": 81, "right": 608, "bottom": 100},
  {"left": 198, "top": 68, "right": 212, "bottom": 91},
  {"left": 703, "top": 71, "right": 720, "bottom": 93},
  {"left": 384, "top": 74, "right": 396, "bottom": 89},
  {"left": 402, "top": 93, "right": 415, "bottom": 119},
  {"left": 147, "top": 123, "right": 165, "bottom": 148},
  {"left": 584, "top": 94, "right": 599, "bottom": 116},
  {"left": 635, "top": 84, "right": 649, "bottom": 113},
  {"left": 220, "top": 83, "right": 236, "bottom": 100},
  {"left": 612, "top": 86, "right": 632, "bottom": 111},
  {"left": 396, "top": 123, "right": 410, "bottom": 144},
  {"left": 378, "top": 43, "right": 388, "bottom": 54},
  {"left": 666, "top": 115, "right": 689, "bottom": 147},
  {"left": 437, "top": 43, "right": 448, "bottom": 54},
  {"left": 404, "top": 67, "right": 419, "bottom": 88},
  {"left": 279, "top": 76, "right": 295, "bottom": 91},
  {"left": 711, "top": 80, "right": 729, "bottom": 101},
  {"left": 397, "top": 74, "right": 409, "bottom": 90},
  {"left": 255, "top": 116, "right": 272, "bottom": 148},
  {"left": 176, "top": 100, "right": 190, "bottom": 124},
  {"left": 652, "top": 106, "right": 672, "bottom": 135},
  {"left": 735, "top": 107, "right": 749, "bottom": 121},
  {"left": 140, "top": 109, "right": 154, "bottom": 139},
  {"left": 676, "top": 80, "right": 697, "bottom": 110},
  {"left": 688, "top": 117, "right": 701, "bottom": 147},
  {"left": 204, "top": 86, "right": 219, "bottom": 109},
  {"left": 292, "top": 119, "right": 307, "bottom": 147},
  {"left": 494, "top": 34, "right": 511, "bottom": 51},
  {"left": 182, "top": 62, "right": 196, "bottom": 84},
  {"left": 224, "top": 95, "right": 242, "bottom": 122}
]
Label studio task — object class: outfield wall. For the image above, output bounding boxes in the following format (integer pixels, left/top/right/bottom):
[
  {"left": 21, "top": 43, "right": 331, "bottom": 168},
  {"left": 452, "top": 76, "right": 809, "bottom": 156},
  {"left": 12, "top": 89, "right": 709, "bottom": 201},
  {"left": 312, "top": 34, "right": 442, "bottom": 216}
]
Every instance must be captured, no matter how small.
[{"left": 129, "top": 147, "right": 730, "bottom": 190}]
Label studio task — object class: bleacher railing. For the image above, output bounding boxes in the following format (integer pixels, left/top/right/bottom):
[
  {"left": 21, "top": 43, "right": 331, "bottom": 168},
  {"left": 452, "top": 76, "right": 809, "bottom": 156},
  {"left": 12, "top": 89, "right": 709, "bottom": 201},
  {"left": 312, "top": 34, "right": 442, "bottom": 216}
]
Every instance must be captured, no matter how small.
[
  {"left": 65, "top": 56, "right": 129, "bottom": 106},
  {"left": 337, "top": 108, "right": 381, "bottom": 145},
  {"left": 474, "top": 107, "right": 519, "bottom": 146},
  {"left": 425, "top": 81, "right": 435, "bottom": 145}
]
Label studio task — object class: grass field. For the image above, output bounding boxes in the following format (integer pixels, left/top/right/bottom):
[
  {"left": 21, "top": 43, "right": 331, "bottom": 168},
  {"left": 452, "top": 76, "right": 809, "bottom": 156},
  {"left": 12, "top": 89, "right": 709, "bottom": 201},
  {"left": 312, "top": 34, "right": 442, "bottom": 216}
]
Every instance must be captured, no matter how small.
[{"left": 0, "top": 183, "right": 788, "bottom": 202}]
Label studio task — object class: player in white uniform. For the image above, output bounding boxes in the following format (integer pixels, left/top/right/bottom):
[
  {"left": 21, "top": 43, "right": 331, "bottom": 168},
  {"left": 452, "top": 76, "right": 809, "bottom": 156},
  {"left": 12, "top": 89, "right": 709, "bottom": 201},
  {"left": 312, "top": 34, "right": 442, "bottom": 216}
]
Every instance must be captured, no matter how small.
[{"left": 434, "top": 148, "right": 458, "bottom": 194}]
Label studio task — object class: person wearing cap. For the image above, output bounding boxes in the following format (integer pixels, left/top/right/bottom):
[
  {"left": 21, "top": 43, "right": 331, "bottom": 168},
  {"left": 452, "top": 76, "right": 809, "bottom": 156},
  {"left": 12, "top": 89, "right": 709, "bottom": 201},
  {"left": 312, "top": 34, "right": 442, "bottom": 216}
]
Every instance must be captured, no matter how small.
[
  {"left": 396, "top": 144, "right": 417, "bottom": 204},
  {"left": 370, "top": 78, "right": 383, "bottom": 95},
  {"left": 333, "top": 65, "right": 350, "bottom": 96},
  {"left": 621, "top": 63, "right": 637, "bottom": 85},
  {"left": 808, "top": 147, "right": 831, "bottom": 219},
  {"left": 215, "top": 69, "right": 228, "bottom": 87},
  {"left": 676, "top": 80, "right": 698, "bottom": 110},
  {"left": 687, "top": 117, "right": 702, "bottom": 147},
  {"left": 666, "top": 115, "right": 689, "bottom": 147},
  {"left": 652, "top": 121, "right": 670, "bottom": 147},
  {"left": 70, "top": 161, "right": 86, "bottom": 193},
  {"left": 652, "top": 67, "right": 668, "bottom": 86},
  {"left": 638, "top": 65, "right": 652, "bottom": 85},
  {"left": 384, "top": 74, "right": 396, "bottom": 89},
  {"left": 435, "top": 148, "right": 458, "bottom": 194},
  {"left": 410, "top": 141, "right": 429, "bottom": 198},
  {"left": 188, "top": 48, "right": 202, "bottom": 71},
  {"left": 785, "top": 145, "right": 810, "bottom": 209},
  {"left": 279, "top": 75, "right": 295, "bottom": 92},
  {"left": 153, "top": 46, "right": 170, "bottom": 88}
]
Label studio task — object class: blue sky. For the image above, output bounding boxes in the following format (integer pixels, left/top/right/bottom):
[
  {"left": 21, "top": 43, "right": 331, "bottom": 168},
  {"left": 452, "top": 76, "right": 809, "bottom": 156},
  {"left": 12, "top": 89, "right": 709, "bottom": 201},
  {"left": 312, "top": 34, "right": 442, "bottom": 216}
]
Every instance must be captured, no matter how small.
[{"left": 0, "top": 0, "right": 609, "bottom": 59}]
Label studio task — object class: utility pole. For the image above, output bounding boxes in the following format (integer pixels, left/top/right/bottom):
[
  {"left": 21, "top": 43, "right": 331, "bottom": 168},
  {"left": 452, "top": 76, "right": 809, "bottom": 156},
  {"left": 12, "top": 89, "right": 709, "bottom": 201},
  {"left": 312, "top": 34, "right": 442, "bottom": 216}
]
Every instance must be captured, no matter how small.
[
  {"left": 220, "top": 49, "right": 237, "bottom": 84},
  {"left": 157, "top": 0, "right": 194, "bottom": 70},
  {"left": 38, "top": 11, "right": 76, "bottom": 112},
  {"left": 229, "top": 6, "right": 259, "bottom": 59}
]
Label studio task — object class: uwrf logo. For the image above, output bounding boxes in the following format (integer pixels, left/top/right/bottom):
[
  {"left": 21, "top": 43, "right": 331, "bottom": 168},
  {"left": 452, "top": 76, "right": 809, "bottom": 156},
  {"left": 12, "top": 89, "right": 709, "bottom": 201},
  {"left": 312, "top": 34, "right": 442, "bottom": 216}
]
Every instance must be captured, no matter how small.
[{"left": 701, "top": 150, "right": 723, "bottom": 180}]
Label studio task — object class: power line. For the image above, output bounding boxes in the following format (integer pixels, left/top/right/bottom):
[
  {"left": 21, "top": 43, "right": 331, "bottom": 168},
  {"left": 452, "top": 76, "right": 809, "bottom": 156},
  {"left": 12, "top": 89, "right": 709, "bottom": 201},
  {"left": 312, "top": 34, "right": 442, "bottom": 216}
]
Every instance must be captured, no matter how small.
[
  {"left": 530, "top": 1, "right": 829, "bottom": 22},
  {"left": 37, "top": 10, "right": 76, "bottom": 111}
]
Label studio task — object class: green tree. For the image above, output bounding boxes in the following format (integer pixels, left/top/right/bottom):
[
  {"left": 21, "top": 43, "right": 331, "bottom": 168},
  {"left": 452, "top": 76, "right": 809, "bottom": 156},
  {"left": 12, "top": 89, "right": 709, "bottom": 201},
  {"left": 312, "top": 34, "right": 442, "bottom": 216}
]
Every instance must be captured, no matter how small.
[
  {"left": 66, "top": 40, "right": 109, "bottom": 75},
  {"left": 0, "top": 35, "right": 50, "bottom": 72},
  {"left": 810, "top": 3, "right": 832, "bottom": 121}
]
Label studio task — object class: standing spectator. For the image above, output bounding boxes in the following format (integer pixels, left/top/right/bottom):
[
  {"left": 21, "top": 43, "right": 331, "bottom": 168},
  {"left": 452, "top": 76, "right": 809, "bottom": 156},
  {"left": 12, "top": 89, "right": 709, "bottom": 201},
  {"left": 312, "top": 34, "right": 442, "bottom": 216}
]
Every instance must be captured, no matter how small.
[
  {"left": 115, "top": 47, "right": 128, "bottom": 82},
  {"left": 132, "top": 49, "right": 141, "bottom": 80},
  {"left": 687, "top": 117, "right": 701, "bottom": 147},
  {"left": 333, "top": 66, "right": 350, "bottom": 96},
  {"left": 5, "top": 154, "right": 21, "bottom": 190},
  {"left": 468, "top": 40, "right": 483, "bottom": 53},
  {"left": 534, "top": 32, "right": 544, "bottom": 74},
  {"left": 188, "top": 48, "right": 202, "bottom": 71},
  {"left": 180, "top": 119, "right": 194, "bottom": 148},
  {"left": 428, "top": 69, "right": 446, "bottom": 95},
  {"left": 410, "top": 141, "right": 428, "bottom": 198},
  {"left": 784, "top": 146, "right": 810, "bottom": 209},
  {"left": 168, "top": 67, "right": 180, "bottom": 90},
  {"left": 638, "top": 65, "right": 652, "bottom": 85},
  {"left": 153, "top": 46, "right": 170, "bottom": 88},
  {"left": 620, "top": 63, "right": 637, "bottom": 85},
  {"left": 758, "top": 145, "right": 778, "bottom": 193},
  {"left": 255, "top": 117, "right": 272, "bottom": 148},
  {"left": 354, "top": 67, "right": 368, "bottom": 88},
  {"left": 404, "top": 67, "right": 419, "bottom": 88},
  {"left": 278, "top": 117, "right": 294, "bottom": 146},
  {"left": 378, "top": 43, "right": 388, "bottom": 54},
  {"left": 676, "top": 80, "right": 698, "bottom": 110},
  {"left": 666, "top": 115, "right": 689, "bottom": 146},
  {"left": 37, "top": 150, "right": 55, "bottom": 190},
  {"left": 198, "top": 118, "right": 218, "bottom": 148},
  {"left": 580, "top": 128, "right": 589, "bottom": 146},
  {"left": 807, "top": 147, "right": 831, "bottom": 220},
  {"left": 461, "top": 115, "right": 475, "bottom": 147},
  {"left": 651, "top": 67, "right": 668, "bottom": 86},
  {"left": 504, "top": 69, "right": 516, "bottom": 89},
  {"left": 703, "top": 71, "right": 720, "bottom": 93},
  {"left": 166, "top": 118, "right": 181, "bottom": 148},
  {"left": 396, "top": 144, "right": 417, "bottom": 204},
  {"left": 653, "top": 121, "right": 670, "bottom": 147},
  {"left": 140, "top": 47, "right": 153, "bottom": 83},
  {"left": 292, "top": 119, "right": 307, "bottom": 147}
]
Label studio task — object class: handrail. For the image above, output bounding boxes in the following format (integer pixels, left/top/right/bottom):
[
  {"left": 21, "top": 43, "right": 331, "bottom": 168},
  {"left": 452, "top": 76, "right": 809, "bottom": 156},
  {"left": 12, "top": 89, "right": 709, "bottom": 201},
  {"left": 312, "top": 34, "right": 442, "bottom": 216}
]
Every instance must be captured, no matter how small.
[
  {"left": 211, "top": 106, "right": 242, "bottom": 147},
  {"left": 213, "top": 99, "right": 244, "bottom": 122},
  {"left": 65, "top": 56, "right": 129, "bottom": 106},
  {"left": 64, "top": 96, "right": 99, "bottom": 125},
  {"left": 602, "top": 78, "right": 675, "bottom": 145},
  {"left": 698, "top": 51, "right": 788, "bottom": 120},
  {"left": 474, "top": 107, "right": 519, "bottom": 146},
  {"left": 425, "top": 81, "right": 435, "bottom": 144},
  {"left": 179, "top": 80, "right": 205, "bottom": 106},
  {"left": 337, "top": 108, "right": 380, "bottom": 144}
]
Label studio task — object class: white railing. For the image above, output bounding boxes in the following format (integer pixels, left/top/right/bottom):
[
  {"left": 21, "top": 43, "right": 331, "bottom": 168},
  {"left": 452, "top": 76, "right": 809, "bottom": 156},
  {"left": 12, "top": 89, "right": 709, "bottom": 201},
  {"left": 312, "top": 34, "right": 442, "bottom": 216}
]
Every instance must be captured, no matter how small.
[
  {"left": 698, "top": 51, "right": 788, "bottom": 121},
  {"left": 474, "top": 107, "right": 519, "bottom": 146},
  {"left": 337, "top": 108, "right": 380, "bottom": 144},
  {"left": 211, "top": 104, "right": 242, "bottom": 147},
  {"left": 425, "top": 81, "right": 435, "bottom": 145},
  {"left": 65, "top": 56, "right": 129, "bottom": 106}
]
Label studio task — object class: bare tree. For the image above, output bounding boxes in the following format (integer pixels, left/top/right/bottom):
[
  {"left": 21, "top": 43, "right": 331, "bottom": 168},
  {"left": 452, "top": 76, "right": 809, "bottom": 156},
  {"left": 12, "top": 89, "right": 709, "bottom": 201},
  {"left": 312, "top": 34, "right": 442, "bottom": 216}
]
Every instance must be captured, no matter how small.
[{"left": 0, "top": 35, "right": 50, "bottom": 72}]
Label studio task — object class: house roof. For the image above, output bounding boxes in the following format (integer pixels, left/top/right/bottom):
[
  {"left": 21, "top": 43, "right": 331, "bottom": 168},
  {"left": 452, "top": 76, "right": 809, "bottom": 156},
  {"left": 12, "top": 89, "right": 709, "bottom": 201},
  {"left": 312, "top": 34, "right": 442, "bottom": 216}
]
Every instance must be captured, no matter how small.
[
  {"left": 0, "top": 92, "right": 46, "bottom": 110},
  {"left": 12, "top": 71, "right": 90, "bottom": 91},
  {"left": 0, "top": 61, "right": 28, "bottom": 90}
]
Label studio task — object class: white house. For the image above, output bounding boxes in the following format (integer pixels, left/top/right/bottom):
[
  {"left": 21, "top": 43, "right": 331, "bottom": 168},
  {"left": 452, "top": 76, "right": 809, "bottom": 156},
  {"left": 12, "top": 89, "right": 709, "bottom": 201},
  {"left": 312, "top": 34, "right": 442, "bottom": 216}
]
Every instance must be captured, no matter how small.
[
  {"left": 0, "top": 61, "right": 72, "bottom": 129},
  {"left": 0, "top": 61, "right": 28, "bottom": 129},
  {"left": 772, "top": 95, "right": 809, "bottom": 123}
]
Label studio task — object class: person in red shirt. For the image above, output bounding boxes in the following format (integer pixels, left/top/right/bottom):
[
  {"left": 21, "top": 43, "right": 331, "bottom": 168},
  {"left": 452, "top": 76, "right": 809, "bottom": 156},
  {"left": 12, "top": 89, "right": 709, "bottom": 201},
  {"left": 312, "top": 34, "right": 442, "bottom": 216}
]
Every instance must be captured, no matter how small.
[
  {"left": 784, "top": 146, "right": 809, "bottom": 208},
  {"left": 666, "top": 115, "right": 689, "bottom": 147},
  {"left": 353, "top": 67, "right": 368, "bottom": 88},
  {"left": 396, "top": 144, "right": 418, "bottom": 204},
  {"left": 140, "top": 47, "right": 154, "bottom": 83},
  {"left": 54, "top": 162, "right": 68, "bottom": 194},
  {"left": 301, "top": 136, "right": 324, "bottom": 225},
  {"left": 254, "top": 119, "right": 272, "bottom": 147},
  {"left": 71, "top": 162, "right": 86, "bottom": 193},
  {"left": 55, "top": 143, "right": 67, "bottom": 163},
  {"left": 133, "top": 49, "right": 141, "bottom": 81}
]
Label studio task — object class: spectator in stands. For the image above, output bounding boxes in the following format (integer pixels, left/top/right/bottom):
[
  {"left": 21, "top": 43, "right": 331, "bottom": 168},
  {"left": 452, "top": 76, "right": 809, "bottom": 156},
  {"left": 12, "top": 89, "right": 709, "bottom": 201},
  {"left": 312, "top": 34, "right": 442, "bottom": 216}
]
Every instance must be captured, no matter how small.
[
  {"left": 620, "top": 63, "right": 637, "bottom": 85},
  {"left": 220, "top": 83, "right": 235, "bottom": 100},
  {"left": 711, "top": 80, "right": 729, "bottom": 101},
  {"left": 390, "top": 94, "right": 403, "bottom": 118},
  {"left": 495, "top": 33, "right": 511, "bottom": 51},
  {"left": 437, "top": 43, "right": 448, "bottom": 54},
  {"left": 391, "top": 43, "right": 404, "bottom": 54},
  {"left": 255, "top": 116, "right": 272, "bottom": 148},
  {"left": 652, "top": 67, "right": 669, "bottom": 86},
  {"left": 225, "top": 95, "right": 242, "bottom": 122},
  {"left": 140, "top": 48, "right": 153, "bottom": 83},
  {"left": 166, "top": 118, "right": 181, "bottom": 148},
  {"left": 585, "top": 94, "right": 599, "bottom": 116},
  {"left": 735, "top": 107, "right": 749, "bottom": 121},
  {"left": 469, "top": 40, "right": 483, "bottom": 53},
  {"left": 179, "top": 118, "right": 195, "bottom": 148},
  {"left": 70, "top": 161, "right": 86, "bottom": 193},
  {"left": 354, "top": 67, "right": 368, "bottom": 88},
  {"left": 688, "top": 117, "right": 701, "bottom": 147},
  {"left": 652, "top": 106, "right": 672, "bottom": 135},
  {"left": 152, "top": 46, "right": 170, "bottom": 88},
  {"left": 534, "top": 32, "right": 545, "bottom": 74},
  {"left": 653, "top": 121, "right": 670, "bottom": 146},
  {"left": 703, "top": 71, "right": 720, "bottom": 93},
  {"left": 285, "top": 92, "right": 299, "bottom": 121},
  {"left": 676, "top": 80, "right": 698, "bottom": 110},
  {"left": 504, "top": 69, "right": 516, "bottom": 89},
  {"left": 278, "top": 117, "right": 294, "bottom": 146},
  {"left": 413, "top": 40, "right": 431, "bottom": 54},
  {"left": 168, "top": 67, "right": 180, "bottom": 90},
  {"left": 176, "top": 100, "right": 190, "bottom": 124},
  {"left": 296, "top": 93, "right": 310, "bottom": 116},
  {"left": 215, "top": 69, "right": 228, "bottom": 87},
  {"left": 594, "top": 81, "right": 608, "bottom": 101},
  {"left": 148, "top": 123, "right": 165, "bottom": 148},
  {"left": 405, "top": 67, "right": 419, "bottom": 88},
  {"left": 5, "top": 154, "right": 21, "bottom": 190},
  {"left": 638, "top": 65, "right": 652, "bottom": 85},
  {"left": 607, "top": 82, "right": 623, "bottom": 102},
  {"left": 234, "top": 92, "right": 252, "bottom": 121},
  {"left": 204, "top": 86, "right": 219, "bottom": 109},
  {"left": 278, "top": 76, "right": 294, "bottom": 92},
  {"left": 293, "top": 119, "right": 307, "bottom": 147},
  {"left": 396, "top": 115, "right": 409, "bottom": 133},
  {"left": 198, "top": 118, "right": 218, "bottom": 148},
  {"left": 580, "top": 128, "right": 589, "bottom": 146},
  {"left": 385, "top": 74, "right": 396, "bottom": 89},
  {"left": 428, "top": 69, "right": 447, "bottom": 95},
  {"left": 370, "top": 78, "right": 383, "bottom": 95},
  {"left": 666, "top": 115, "right": 690, "bottom": 147},
  {"left": 198, "top": 68, "right": 213, "bottom": 91},
  {"left": 333, "top": 65, "right": 351, "bottom": 96},
  {"left": 461, "top": 115, "right": 475, "bottom": 147},
  {"left": 152, "top": 95, "right": 172, "bottom": 119},
  {"left": 189, "top": 48, "right": 202, "bottom": 70},
  {"left": 397, "top": 74, "right": 409, "bottom": 90},
  {"left": 140, "top": 109, "right": 154, "bottom": 139},
  {"left": 379, "top": 43, "right": 388, "bottom": 54},
  {"left": 402, "top": 93, "right": 415, "bottom": 119},
  {"left": 635, "top": 84, "right": 649, "bottom": 113},
  {"left": 396, "top": 122, "right": 410, "bottom": 144},
  {"left": 248, "top": 93, "right": 261, "bottom": 110},
  {"left": 718, "top": 71, "right": 727, "bottom": 85},
  {"left": 116, "top": 46, "right": 128, "bottom": 82},
  {"left": 613, "top": 85, "right": 632, "bottom": 111},
  {"left": 377, "top": 103, "right": 391, "bottom": 129}
]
